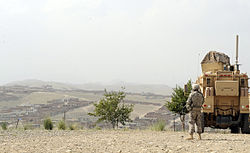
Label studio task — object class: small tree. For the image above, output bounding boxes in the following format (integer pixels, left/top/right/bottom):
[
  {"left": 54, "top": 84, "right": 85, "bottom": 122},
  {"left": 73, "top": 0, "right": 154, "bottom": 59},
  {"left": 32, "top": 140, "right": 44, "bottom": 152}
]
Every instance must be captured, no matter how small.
[
  {"left": 44, "top": 117, "right": 53, "bottom": 130},
  {"left": 165, "top": 80, "right": 192, "bottom": 131},
  {"left": 88, "top": 89, "right": 134, "bottom": 129}
]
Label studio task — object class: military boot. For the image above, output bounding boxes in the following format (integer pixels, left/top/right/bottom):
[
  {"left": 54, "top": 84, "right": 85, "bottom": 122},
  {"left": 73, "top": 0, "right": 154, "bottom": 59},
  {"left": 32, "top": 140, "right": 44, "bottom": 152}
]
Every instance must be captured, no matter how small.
[
  {"left": 186, "top": 134, "right": 194, "bottom": 140},
  {"left": 198, "top": 133, "right": 201, "bottom": 140}
]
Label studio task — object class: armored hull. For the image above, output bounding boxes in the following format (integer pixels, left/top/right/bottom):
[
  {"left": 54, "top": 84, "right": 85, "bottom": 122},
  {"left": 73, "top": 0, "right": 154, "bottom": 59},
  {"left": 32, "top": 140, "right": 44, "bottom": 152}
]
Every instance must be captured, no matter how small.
[{"left": 197, "top": 50, "right": 250, "bottom": 133}]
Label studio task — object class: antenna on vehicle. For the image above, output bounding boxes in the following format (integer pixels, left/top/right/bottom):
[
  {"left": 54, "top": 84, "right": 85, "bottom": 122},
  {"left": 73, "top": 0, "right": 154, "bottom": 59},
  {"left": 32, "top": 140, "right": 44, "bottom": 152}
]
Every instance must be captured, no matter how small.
[
  {"left": 236, "top": 35, "right": 239, "bottom": 64},
  {"left": 235, "top": 35, "right": 240, "bottom": 72}
]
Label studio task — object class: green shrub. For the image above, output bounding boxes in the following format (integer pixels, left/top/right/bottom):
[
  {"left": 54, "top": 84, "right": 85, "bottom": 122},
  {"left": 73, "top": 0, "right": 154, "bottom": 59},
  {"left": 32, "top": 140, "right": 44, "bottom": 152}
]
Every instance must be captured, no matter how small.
[
  {"left": 151, "top": 120, "right": 166, "bottom": 131},
  {"left": 44, "top": 118, "right": 53, "bottom": 130},
  {"left": 69, "top": 124, "right": 77, "bottom": 130},
  {"left": 57, "top": 120, "right": 66, "bottom": 130},
  {"left": 24, "top": 124, "right": 33, "bottom": 130},
  {"left": 1, "top": 122, "right": 7, "bottom": 130},
  {"left": 95, "top": 126, "right": 102, "bottom": 130}
]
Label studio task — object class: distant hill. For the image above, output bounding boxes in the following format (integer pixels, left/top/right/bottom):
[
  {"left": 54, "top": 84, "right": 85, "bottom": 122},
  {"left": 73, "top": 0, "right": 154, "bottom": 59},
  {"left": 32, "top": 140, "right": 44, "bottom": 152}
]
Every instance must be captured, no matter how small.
[
  {"left": 76, "top": 83, "right": 172, "bottom": 95},
  {"left": 5, "top": 79, "right": 77, "bottom": 90},
  {"left": 5, "top": 79, "right": 172, "bottom": 95}
]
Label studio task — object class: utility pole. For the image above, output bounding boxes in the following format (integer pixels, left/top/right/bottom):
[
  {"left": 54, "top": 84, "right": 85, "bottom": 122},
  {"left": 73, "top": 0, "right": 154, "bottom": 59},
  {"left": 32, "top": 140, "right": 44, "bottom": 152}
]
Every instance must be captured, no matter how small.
[
  {"left": 63, "top": 111, "right": 66, "bottom": 122},
  {"left": 63, "top": 97, "right": 69, "bottom": 122},
  {"left": 173, "top": 114, "right": 176, "bottom": 131}
]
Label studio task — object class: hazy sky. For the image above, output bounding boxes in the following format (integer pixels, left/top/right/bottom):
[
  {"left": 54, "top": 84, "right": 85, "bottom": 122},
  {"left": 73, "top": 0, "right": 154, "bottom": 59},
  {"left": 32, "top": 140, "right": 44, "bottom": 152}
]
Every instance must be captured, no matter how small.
[{"left": 0, "top": 0, "right": 250, "bottom": 87}]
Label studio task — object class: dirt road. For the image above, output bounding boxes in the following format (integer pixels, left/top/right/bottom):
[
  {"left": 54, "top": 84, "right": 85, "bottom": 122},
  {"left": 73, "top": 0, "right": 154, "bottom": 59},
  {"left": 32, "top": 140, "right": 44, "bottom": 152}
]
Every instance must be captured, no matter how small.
[{"left": 0, "top": 130, "right": 249, "bottom": 153}]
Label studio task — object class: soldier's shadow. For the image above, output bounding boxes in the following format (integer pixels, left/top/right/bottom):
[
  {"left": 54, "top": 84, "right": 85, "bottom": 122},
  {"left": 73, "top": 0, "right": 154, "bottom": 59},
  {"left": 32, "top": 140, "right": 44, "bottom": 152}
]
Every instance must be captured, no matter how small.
[{"left": 202, "top": 138, "right": 244, "bottom": 142}]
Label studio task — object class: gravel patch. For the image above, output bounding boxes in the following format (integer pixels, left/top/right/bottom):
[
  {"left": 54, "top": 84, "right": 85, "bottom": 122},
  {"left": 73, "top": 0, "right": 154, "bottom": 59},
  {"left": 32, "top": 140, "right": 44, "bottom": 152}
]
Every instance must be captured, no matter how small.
[{"left": 0, "top": 130, "right": 249, "bottom": 153}]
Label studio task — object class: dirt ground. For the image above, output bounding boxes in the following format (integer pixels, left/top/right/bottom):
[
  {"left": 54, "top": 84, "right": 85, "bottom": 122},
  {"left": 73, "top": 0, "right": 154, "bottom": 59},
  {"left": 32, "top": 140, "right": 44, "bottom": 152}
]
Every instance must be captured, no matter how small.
[{"left": 0, "top": 130, "right": 250, "bottom": 153}]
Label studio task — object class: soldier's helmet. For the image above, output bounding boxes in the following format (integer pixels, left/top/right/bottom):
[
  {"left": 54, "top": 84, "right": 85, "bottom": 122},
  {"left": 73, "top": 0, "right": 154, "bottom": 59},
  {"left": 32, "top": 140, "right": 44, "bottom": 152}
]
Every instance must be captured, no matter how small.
[{"left": 192, "top": 84, "right": 200, "bottom": 91}]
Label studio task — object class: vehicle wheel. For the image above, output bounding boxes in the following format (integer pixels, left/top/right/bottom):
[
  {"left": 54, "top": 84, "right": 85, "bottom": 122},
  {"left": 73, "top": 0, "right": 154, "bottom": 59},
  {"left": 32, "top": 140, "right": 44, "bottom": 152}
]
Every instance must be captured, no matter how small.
[
  {"left": 230, "top": 126, "right": 240, "bottom": 133},
  {"left": 241, "top": 114, "right": 250, "bottom": 134}
]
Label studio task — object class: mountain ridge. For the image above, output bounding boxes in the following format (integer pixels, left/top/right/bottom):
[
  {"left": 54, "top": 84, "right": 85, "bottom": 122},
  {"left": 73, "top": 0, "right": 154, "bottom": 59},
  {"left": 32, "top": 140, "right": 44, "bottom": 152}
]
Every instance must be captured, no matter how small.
[{"left": 5, "top": 79, "right": 173, "bottom": 95}]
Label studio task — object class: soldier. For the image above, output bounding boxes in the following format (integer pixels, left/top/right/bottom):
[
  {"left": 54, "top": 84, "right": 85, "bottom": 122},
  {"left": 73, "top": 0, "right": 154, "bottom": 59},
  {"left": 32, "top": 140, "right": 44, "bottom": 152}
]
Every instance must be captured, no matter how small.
[{"left": 186, "top": 84, "right": 204, "bottom": 140}]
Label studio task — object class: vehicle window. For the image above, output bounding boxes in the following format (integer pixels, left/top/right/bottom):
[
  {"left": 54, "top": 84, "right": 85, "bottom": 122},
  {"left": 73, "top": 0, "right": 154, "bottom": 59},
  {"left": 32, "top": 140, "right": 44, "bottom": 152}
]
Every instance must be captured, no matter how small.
[
  {"left": 241, "top": 79, "right": 245, "bottom": 86},
  {"left": 207, "top": 78, "right": 211, "bottom": 86}
]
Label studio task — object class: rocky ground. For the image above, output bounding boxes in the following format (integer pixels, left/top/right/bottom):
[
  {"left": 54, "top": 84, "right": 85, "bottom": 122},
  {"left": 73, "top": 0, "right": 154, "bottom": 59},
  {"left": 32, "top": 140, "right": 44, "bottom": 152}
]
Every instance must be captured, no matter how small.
[{"left": 0, "top": 130, "right": 249, "bottom": 153}]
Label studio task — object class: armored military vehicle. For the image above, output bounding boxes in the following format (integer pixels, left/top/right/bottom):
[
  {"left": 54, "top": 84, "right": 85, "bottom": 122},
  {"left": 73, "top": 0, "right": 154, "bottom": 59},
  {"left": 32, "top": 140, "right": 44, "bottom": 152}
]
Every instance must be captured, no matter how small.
[{"left": 196, "top": 35, "right": 250, "bottom": 133}]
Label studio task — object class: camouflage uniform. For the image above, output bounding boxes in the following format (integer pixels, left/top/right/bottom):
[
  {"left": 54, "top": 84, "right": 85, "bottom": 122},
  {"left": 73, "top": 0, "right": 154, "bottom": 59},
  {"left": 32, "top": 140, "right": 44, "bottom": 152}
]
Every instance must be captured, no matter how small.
[{"left": 186, "top": 90, "right": 204, "bottom": 134}]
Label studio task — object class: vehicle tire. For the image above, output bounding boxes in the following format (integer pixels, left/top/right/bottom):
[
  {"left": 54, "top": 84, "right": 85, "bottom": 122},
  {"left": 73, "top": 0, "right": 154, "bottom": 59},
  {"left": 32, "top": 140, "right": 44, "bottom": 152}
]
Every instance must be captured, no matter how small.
[
  {"left": 230, "top": 126, "right": 240, "bottom": 133},
  {"left": 241, "top": 114, "right": 250, "bottom": 134}
]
